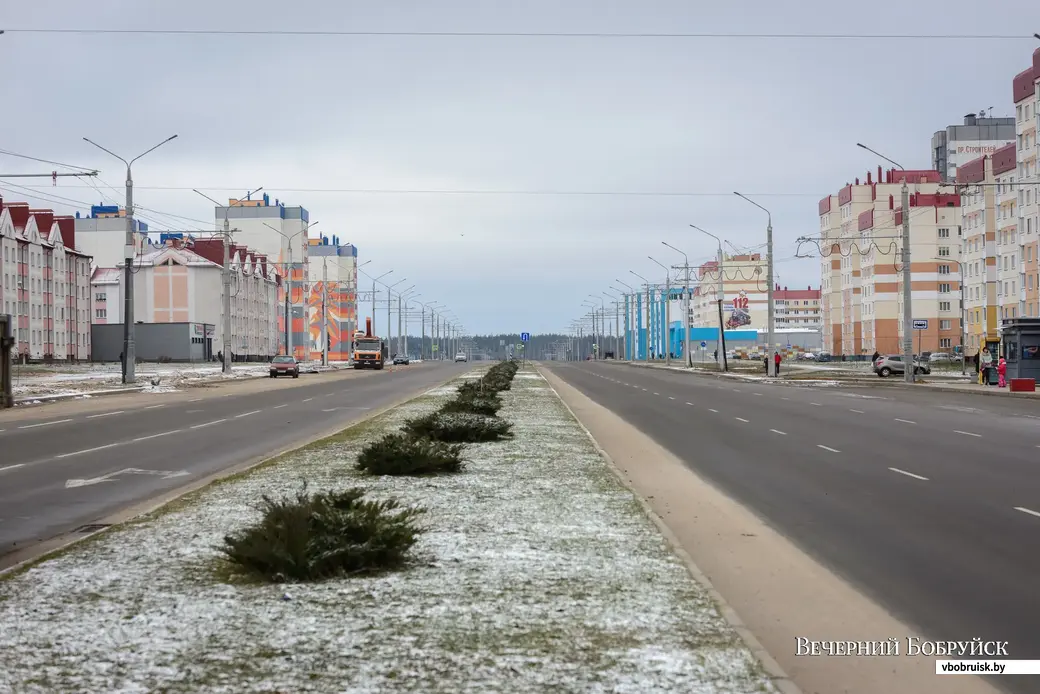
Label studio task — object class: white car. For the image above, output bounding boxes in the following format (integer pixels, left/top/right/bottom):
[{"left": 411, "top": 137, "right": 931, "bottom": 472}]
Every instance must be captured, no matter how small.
[{"left": 454, "top": 352, "right": 468, "bottom": 362}]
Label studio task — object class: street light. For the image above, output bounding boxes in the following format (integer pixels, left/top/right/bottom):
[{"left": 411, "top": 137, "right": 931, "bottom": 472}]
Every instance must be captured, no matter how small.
[
  {"left": 857, "top": 142, "right": 914, "bottom": 384},
  {"left": 615, "top": 278, "right": 637, "bottom": 361},
  {"left": 195, "top": 187, "right": 263, "bottom": 371},
  {"left": 690, "top": 225, "right": 727, "bottom": 371},
  {"left": 648, "top": 256, "right": 672, "bottom": 365},
  {"left": 401, "top": 291, "right": 420, "bottom": 358},
  {"left": 262, "top": 220, "right": 319, "bottom": 360},
  {"left": 662, "top": 241, "right": 693, "bottom": 367},
  {"left": 734, "top": 192, "right": 776, "bottom": 376},
  {"left": 603, "top": 290, "right": 622, "bottom": 360},
  {"left": 629, "top": 270, "right": 651, "bottom": 362},
  {"left": 385, "top": 278, "right": 408, "bottom": 347},
  {"left": 83, "top": 134, "right": 178, "bottom": 384}
]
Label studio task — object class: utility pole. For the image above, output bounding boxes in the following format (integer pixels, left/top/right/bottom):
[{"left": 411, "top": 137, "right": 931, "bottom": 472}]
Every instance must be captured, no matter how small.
[
  {"left": 692, "top": 225, "right": 727, "bottom": 371},
  {"left": 630, "top": 271, "right": 651, "bottom": 362},
  {"left": 662, "top": 242, "right": 692, "bottom": 367},
  {"left": 734, "top": 193, "right": 776, "bottom": 376},
  {"left": 649, "top": 257, "right": 671, "bottom": 365},
  {"left": 85, "top": 135, "right": 178, "bottom": 384}
]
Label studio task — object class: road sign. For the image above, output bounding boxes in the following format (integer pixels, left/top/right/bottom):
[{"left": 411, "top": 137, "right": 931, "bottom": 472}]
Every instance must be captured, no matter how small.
[
  {"left": 516, "top": 343, "right": 524, "bottom": 350},
  {"left": 521, "top": 332, "right": 530, "bottom": 342},
  {"left": 912, "top": 319, "right": 928, "bottom": 330},
  {"left": 700, "top": 341, "right": 707, "bottom": 348}
]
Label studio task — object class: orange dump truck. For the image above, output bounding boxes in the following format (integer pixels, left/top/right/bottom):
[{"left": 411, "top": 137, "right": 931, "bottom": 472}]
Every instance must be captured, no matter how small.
[{"left": 353, "top": 317, "right": 387, "bottom": 369}]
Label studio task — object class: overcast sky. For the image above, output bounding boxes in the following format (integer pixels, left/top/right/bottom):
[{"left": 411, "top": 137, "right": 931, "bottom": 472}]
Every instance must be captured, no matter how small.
[{"left": 2, "top": 1, "right": 1038, "bottom": 334}]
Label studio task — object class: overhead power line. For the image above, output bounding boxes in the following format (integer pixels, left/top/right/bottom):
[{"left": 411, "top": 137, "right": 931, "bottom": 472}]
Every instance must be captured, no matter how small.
[{"left": 2, "top": 28, "right": 1034, "bottom": 40}]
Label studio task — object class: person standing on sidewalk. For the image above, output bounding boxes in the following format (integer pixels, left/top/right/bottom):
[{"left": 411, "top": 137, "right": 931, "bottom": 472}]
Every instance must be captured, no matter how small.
[
  {"left": 998, "top": 356, "right": 1008, "bottom": 388},
  {"left": 774, "top": 350, "right": 782, "bottom": 377},
  {"left": 980, "top": 348, "right": 993, "bottom": 386}
]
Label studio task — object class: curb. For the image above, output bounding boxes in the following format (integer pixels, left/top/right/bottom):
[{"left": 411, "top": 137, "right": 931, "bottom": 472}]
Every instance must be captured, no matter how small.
[
  {"left": 13, "top": 386, "right": 145, "bottom": 405},
  {"left": 0, "top": 369, "right": 462, "bottom": 577},
  {"left": 537, "top": 365, "right": 804, "bottom": 694}
]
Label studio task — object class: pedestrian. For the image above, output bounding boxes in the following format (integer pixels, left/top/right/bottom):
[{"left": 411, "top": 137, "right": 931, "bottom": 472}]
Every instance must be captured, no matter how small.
[
  {"left": 763, "top": 354, "right": 769, "bottom": 374},
  {"left": 714, "top": 349, "right": 718, "bottom": 361},
  {"left": 871, "top": 350, "right": 880, "bottom": 366},
  {"left": 774, "top": 350, "right": 782, "bottom": 376},
  {"left": 997, "top": 356, "right": 1007, "bottom": 388},
  {"left": 980, "top": 348, "right": 993, "bottom": 386}
]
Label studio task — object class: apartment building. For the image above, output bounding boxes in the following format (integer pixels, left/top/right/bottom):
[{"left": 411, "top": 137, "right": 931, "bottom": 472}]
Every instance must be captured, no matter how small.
[
  {"left": 74, "top": 204, "right": 149, "bottom": 269},
  {"left": 212, "top": 192, "right": 312, "bottom": 359},
  {"left": 0, "top": 198, "right": 93, "bottom": 360},
  {"left": 774, "top": 286, "right": 822, "bottom": 330},
  {"left": 690, "top": 253, "right": 768, "bottom": 330},
  {"left": 819, "top": 167, "right": 962, "bottom": 356},
  {"left": 1014, "top": 49, "right": 1040, "bottom": 320},
  {"left": 91, "top": 234, "right": 281, "bottom": 360},
  {"left": 931, "top": 112, "right": 1015, "bottom": 183},
  {"left": 957, "top": 153, "right": 999, "bottom": 352},
  {"left": 307, "top": 235, "right": 358, "bottom": 361}
]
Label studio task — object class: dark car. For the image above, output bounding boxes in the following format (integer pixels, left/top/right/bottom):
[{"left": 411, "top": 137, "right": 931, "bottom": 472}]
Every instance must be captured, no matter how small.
[
  {"left": 392, "top": 354, "right": 410, "bottom": 365},
  {"left": 269, "top": 355, "right": 300, "bottom": 378}
]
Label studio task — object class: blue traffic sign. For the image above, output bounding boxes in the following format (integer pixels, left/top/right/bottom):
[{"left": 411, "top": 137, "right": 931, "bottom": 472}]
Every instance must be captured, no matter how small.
[
  {"left": 700, "top": 341, "right": 707, "bottom": 348},
  {"left": 521, "top": 332, "right": 530, "bottom": 342}
]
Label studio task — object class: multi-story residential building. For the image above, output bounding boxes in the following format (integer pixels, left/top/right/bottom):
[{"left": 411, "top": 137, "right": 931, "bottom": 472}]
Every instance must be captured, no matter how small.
[
  {"left": 931, "top": 112, "right": 1016, "bottom": 183},
  {"left": 90, "top": 234, "right": 281, "bottom": 360},
  {"left": 957, "top": 153, "right": 999, "bottom": 353},
  {"left": 0, "top": 198, "right": 93, "bottom": 360},
  {"left": 211, "top": 193, "right": 312, "bottom": 359},
  {"left": 991, "top": 143, "right": 1021, "bottom": 327},
  {"left": 690, "top": 253, "right": 768, "bottom": 331},
  {"left": 819, "top": 167, "right": 961, "bottom": 356},
  {"left": 307, "top": 235, "right": 358, "bottom": 361},
  {"left": 74, "top": 204, "right": 149, "bottom": 269},
  {"left": 1014, "top": 48, "right": 1040, "bottom": 320},
  {"left": 774, "top": 286, "right": 822, "bottom": 330}
]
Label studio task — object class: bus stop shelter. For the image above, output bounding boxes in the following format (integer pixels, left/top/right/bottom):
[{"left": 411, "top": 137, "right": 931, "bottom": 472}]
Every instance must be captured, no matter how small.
[{"left": 1000, "top": 317, "right": 1040, "bottom": 383}]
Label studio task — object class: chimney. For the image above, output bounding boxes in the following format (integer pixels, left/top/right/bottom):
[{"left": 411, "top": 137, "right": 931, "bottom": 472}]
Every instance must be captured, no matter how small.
[
  {"left": 855, "top": 177, "right": 860, "bottom": 185},
  {"left": 877, "top": 165, "right": 882, "bottom": 183},
  {"left": 889, "top": 194, "right": 894, "bottom": 209},
  {"left": 866, "top": 171, "right": 872, "bottom": 184}
]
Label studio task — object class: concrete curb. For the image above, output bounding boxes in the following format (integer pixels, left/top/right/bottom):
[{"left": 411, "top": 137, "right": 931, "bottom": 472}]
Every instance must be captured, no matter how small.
[
  {"left": 0, "top": 369, "right": 462, "bottom": 577},
  {"left": 537, "top": 365, "right": 803, "bottom": 694},
  {"left": 13, "top": 386, "right": 145, "bottom": 405}
]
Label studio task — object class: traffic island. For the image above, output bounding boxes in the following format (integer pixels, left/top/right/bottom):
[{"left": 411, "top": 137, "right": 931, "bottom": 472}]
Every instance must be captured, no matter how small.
[{"left": 0, "top": 365, "right": 780, "bottom": 693}]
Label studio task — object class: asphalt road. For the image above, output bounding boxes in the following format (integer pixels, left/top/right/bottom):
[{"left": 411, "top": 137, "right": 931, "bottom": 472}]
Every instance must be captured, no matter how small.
[
  {"left": 546, "top": 361, "right": 1040, "bottom": 694},
  {"left": 0, "top": 362, "right": 468, "bottom": 561}
]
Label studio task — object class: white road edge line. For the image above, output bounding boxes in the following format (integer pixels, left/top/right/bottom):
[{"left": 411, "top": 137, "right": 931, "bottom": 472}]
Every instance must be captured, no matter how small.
[
  {"left": 817, "top": 445, "right": 841, "bottom": 453},
  {"left": 132, "top": 429, "right": 181, "bottom": 442},
  {"left": 810, "top": 402, "right": 822, "bottom": 406},
  {"left": 86, "top": 410, "right": 124, "bottom": 419},
  {"left": 1014, "top": 506, "right": 1040, "bottom": 518},
  {"left": 894, "top": 418, "right": 917, "bottom": 424},
  {"left": 954, "top": 430, "right": 982, "bottom": 437},
  {"left": 735, "top": 417, "right": 750, "bottom": 423},
  {"left": 190, "top": 419, "right": 227, "bottom": 429},
  {"left": 770, "top": 429, "right": 787, "bottom": 435},
  {"left": 56, "top": 442, "right": 121, "bottom": 459},
  {"left": 0, "top": 464, "right": 25, "bottom": 473},
  {"left": 188, "top": 398, "right": 203, "bottom": 402},
  {"left": 889, "top": 467, "right": 929, "bottom": 481},
  {"left": 143, "top": 404, "right": 164, "bottom": 410},
  {"left": 235, "top": 410, "right": 262, "bottom": 418},
  {"left": 849, "top": 409, "right": 865, "bottom": 414},
  {"left": 18, "top": 419, "right": 73, "bottom": 429}
]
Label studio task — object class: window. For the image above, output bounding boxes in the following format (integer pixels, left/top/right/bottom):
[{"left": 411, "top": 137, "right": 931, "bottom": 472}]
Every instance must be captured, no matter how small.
[
  {"left": 940, "top": 301, "right": 952, "bottom": 311},
  {"left": 939, "top": 246, "right": 951, "bottom": 257},
  {"left": 940, "top": 338, "right": 952, "bottom": 349},
  {"left": 95, "top": 308, "right": 106, "bottom": 319},
  {"left": 939, "top": 283, "right": 951, "bottom": 293},
  {"left": 939, "top": 228, "right": 950, "bottom": 238},
  {"left": 940, "top": 319, "right": 951, "bottom": 330},
  {"left": 938, "top": 264, "right": 950, "bottom": 275},
  {"left": 95, "top": 292, "right": 106, "bottom": 301}
]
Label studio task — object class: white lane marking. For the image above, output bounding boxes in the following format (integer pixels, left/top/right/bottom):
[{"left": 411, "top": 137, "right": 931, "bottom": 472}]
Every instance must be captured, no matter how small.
[
  {"left": 188, "top": 398, "right": 203, "bottom": 402},
  {"left": 894, "top": 418, "right": 916, "bottom": 425},
  {"left": 817, "top": 445, "right": 841, "bottom": 453},
  {"left": 889, "top": 467, "right": 928, "bottom": 481},
  {"left": 302, "top": 397, "right": 314, "bottom": 402},
  {"left": 849, "top": 409, "right": 864, "bottom": 414},
  {"left": 752, "top": 392, "right": 763, "bottom": 396},
  {"left": 0, "top": 464, "right": 25, "bottom": 473},
  {"left": 810, "top": 402, "right": 822, "bottom": 407},
  {"left": 132, "top": 429, "right": 181, "bottom": 442},
  {"left": 1014, "top": 507, "right": 1040, "bottom": 518},
  {"left": 190, "top": 418, "right": 227, "bottom": 430},
  {"left": 143, "top": 404, "right": 164, "bottom": 410},
  {"left": 735, "top": 417, "right": 750, "bottom": 423},
  {"left": 87, "top": 410, "right": 124, "bottom": 419},
  {"left": 668, "top": 396, "right": 676, "bottom": 400},
  {"left": 273, "top": 404, "right": 288, "bottom": 409},
  {"left": 641, "top": 389, "right": 648, "bottom": 392},
  {"left": 686, "top": 402, "right": 694, "bottom": 406},
  {"left": 781, "top": 397, "right": 790, "bottom": 401},
  {"left": 653, "top": 392, "right": 660, "bottom": 396},
  {"left": 235, "top": 410, "right": 262, "bottom": 418},
  {"left": 708, "top": 408, "right": 719, "bottom": 413},
  {"left": 322, "top": 408, "right": 341, "bottom": 412},
  {"left": 19, "top": 419, "right": 73, "bottom": 429},
  {"left": 732, "top": 388, "right": 741, "bottom": 392},
  {"left": 770, "top": 429, "right": 787, "bottom": 435},
  {"left": 186, "top": 409, "right": 203, "bottom": 413},
  {"left": 56, "top": 442, "right": 121, "bottom": 459},
  {"left": 954, "top": 430, "right": 982, "bottom": 438}
]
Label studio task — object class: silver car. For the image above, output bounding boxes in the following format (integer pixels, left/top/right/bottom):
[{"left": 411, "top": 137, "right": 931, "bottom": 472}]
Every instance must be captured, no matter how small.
[{"left": 874, "top": 354, "right": 930, "bottom": 377}]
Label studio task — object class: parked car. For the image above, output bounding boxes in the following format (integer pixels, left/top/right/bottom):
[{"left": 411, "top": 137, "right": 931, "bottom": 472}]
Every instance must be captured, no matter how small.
[
  {"left": 796, "top": 352, "right": 817, "bottom": 361},
  {"left": 874, "top": 354, "right": 930, "bottom": 377},
  {"left": 928, "top": 352, "right": 953, "bottom": 363},
  {"left": 269, "top": 355, "right": 300, "bottom": 378},
  {"left": 455, "top": 352, "right": 468, "bottom": 363},
  {"left": 392, "top": 354, "right": 410, "bottom": 365}
]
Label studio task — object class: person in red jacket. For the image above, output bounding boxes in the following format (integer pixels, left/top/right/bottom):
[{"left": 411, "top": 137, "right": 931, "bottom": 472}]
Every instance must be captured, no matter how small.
[
  {"left": 774, "top": 351, "right": 782, "bottom": 377},
  {"left": 997, "top": 356, "right": 1007, "bottom": 388}
]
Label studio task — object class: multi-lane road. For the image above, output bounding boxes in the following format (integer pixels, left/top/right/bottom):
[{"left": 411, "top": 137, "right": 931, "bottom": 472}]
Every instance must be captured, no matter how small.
[
  {"left": 546, "top": 361, "right": 1040, "bottom": 688},
  {"left": 0, "top": 362, "right": 467, "bottom": 565}
]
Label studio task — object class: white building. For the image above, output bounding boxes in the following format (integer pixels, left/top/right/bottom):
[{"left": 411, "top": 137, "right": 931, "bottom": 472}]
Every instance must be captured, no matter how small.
[
  {"left": 1014, "top": 49, "right": 1040, "bottom": 320},
  {"left": 774, "top": 286, "right": 822, "bottom": 330},
  {"left": 73, "top": 204, "right": 149, "bottom": 269},
  {"left": 931, "top": 113, "right": 1016, "bottom": 183},
  {"left": 1, "top": 199, "right": 93, "bottom": 360}
]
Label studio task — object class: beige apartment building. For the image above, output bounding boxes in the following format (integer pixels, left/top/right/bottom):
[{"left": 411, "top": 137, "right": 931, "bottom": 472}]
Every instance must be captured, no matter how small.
[
  {"left": 690, "top": 253, "right": 768, "bottom": 331},
  {"left": 819, "top": 167, "right": 962, "bottom": 356},
  {"left": 1014, "top": 49, "right": 1040, "bottom": 321},
  {"left": 957, "top": 152, "right": 999, "bottom": 352}
]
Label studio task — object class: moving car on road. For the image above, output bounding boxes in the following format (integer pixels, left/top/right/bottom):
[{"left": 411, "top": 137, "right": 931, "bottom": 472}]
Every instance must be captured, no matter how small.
[
  {"left": 392, "top": 354, "right": 410, "bottom": 366},
  {"left": 455, "top": 352, "right": 468, "bottom": 363},
  {"left": 269, "top": 355, "right": 300, "bottom": 378},
  {"left": 874, "top": 354, "right": 930, "bottom": 377}
]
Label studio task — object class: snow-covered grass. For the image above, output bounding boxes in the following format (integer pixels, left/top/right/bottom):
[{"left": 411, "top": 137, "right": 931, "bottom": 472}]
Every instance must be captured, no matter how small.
[{"left": 0, "top": 366, "right": 776, "bottom": 694}]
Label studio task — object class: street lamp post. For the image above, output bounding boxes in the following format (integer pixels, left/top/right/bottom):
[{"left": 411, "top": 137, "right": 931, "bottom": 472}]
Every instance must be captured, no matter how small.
[
  {"left": 83, "top": 134, "right": 178, "bottom": 384},
  {"left": 630, "top": 271, "right": 651, "bottom": 362},
  {"left": 691, "top": 225, "right": 727, "bottom": 372},
  {"left": 603, "top": 291, "right": 621, "bottom": 359},
  {"left": 662, "top": 242, "right": 692, "bottom": 367},
  {"left": 858, "top": 143, "right": 915, "bottom": 384},
  {"left": 734, "top": 192, "right": 776, "bottom": 376},
  {"left": 402, "top": 290, "right": 420, "bottom": 358},
  {"left": 649, "top": 256, "right": 671, "bottom": 366},
  {"left": 385, "top": 278, "right": 407, "bottom": 348},
  {"left": 615, "top": 278, "right": 636, "bottom": 361}
]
